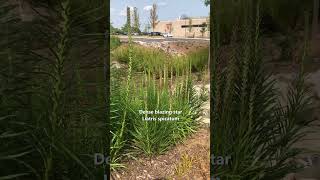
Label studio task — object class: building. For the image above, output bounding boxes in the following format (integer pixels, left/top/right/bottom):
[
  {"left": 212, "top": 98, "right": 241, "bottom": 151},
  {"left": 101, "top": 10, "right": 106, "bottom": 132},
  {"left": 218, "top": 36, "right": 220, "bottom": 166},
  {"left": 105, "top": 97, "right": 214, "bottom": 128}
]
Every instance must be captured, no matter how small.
[{"left": 153, "top": 16, "right": 209, "bottom": 38}]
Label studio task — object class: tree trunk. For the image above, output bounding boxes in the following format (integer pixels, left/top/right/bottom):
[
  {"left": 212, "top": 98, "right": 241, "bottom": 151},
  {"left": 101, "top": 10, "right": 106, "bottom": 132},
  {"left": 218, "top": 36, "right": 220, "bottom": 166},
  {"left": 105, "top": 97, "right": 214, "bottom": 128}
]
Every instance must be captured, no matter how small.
[
  {"left": 312, "top": 0, "right": 319, "bottom": 38},
  {"left": 208, "top": 42, "right": 210, "bottom": 74}
]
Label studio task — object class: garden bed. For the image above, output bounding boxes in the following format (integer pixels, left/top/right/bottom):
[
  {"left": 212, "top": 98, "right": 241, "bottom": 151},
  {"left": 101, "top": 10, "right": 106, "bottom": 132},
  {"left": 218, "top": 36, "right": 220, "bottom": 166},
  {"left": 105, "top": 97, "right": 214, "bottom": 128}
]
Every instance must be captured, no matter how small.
[{"left": 110, "top": 38, "right": 210, "bottom": 179}]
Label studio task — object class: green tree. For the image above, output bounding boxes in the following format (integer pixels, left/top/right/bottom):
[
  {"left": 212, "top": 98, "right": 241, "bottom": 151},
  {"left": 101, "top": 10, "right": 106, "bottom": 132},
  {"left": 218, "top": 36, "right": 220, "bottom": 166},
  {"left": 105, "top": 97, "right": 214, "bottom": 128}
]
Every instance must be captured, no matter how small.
[
  {"left": 111, "top": 23, "right": 122, "bottom": 34},
  {"left": 133, "top": 7, "right": 141, "bottom": 33},
  {"left": 144, "top": 23, "right": 151, "bottom": 33},
  {"left": 200, "top": 22, "right": 207, "bottom": 37},
  {"left": 121, "top": 7, "right": 132, "bottom": 33},
  {"left": 204, "top": 0, "right": 210, "bottom": 6},
  {"left": 150, "top": 3, "right": 159, "bottom": 31},
  {"left": 188, "top": 18, "right": 193, "bottom": 33}
]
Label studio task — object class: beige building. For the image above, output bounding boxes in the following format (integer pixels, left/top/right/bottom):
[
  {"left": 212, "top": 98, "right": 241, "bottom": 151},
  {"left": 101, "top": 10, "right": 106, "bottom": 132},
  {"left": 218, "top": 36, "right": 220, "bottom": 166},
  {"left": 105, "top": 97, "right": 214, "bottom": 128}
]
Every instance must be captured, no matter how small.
[{"left": 153, "top": 17, "right": 209, "bottom": 38}]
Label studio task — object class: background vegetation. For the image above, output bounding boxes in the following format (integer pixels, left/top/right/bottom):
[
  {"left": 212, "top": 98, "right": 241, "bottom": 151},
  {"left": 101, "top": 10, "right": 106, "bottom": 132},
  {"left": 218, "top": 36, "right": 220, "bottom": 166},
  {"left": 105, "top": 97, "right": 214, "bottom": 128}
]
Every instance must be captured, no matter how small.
[
  {"left": 110, "top": 8, "right": 208, "bottom": 171},
  {"left": 110, "top": 66, "right": 202, "bottom": 170},
  {"left": 112, "top": 44, "right": 209, "bottom": 75}
]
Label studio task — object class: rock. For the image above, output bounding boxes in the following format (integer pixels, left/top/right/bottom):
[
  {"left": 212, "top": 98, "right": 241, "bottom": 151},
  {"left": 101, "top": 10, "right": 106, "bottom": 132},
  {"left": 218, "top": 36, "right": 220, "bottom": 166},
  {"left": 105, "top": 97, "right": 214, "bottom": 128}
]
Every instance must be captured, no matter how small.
[
  {"left": 115, "top": 173, "right": 120, "bottom": 178},
  {"left": 201, "top": 117, "right": 210, "bottom": 125},
  {"left": 133, "top": 40, "right": 184, "bottom": 56},
  {"left": 262, "top": 37, "right": 282, "bottom": 61},
  {"left": 111, "top": 61, "right": 124, "bottom": 69},
  {"left": 294, "top": 154, "right": 320, "bottom": 180},
  {"left": 193, "top": 85, "right": 202, "bottom": 97},
  {"left": 193, "top": 84, "right": 210, "bottom": 125},
  {"left": 283, "top": 173, "right": 296, "bottom": 180},
  {"left": 307, "top": 69, "right": 320, "bottom": 98},
  {"left": 201, "top": 102, "right": 210, "bottom": 118}
]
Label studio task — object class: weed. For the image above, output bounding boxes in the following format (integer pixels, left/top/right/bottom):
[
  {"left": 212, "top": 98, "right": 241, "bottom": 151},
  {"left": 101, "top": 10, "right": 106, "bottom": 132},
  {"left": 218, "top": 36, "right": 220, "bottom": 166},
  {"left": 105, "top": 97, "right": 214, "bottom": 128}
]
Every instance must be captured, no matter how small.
[{"left": 174, "top": 153, "right": 194, "bottom": 177}]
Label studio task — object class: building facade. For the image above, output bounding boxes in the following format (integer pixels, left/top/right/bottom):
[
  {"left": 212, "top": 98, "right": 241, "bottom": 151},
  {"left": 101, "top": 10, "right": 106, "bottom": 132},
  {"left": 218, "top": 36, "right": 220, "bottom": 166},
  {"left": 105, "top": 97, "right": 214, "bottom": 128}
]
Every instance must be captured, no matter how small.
[{"left": 153, "top": 17, "right": 209, "bottom": 38}]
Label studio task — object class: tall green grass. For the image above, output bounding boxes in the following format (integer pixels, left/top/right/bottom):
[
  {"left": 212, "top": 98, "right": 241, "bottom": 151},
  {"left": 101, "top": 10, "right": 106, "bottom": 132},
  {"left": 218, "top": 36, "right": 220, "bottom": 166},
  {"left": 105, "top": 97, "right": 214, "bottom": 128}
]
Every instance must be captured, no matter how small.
[
  {"left": 110, "top": 12, "right": 205, "bottom": 170},
  {"left": 0, "top": 1, "right": 108, "bottom": 179},
  {"left": 110, "top": 67, "right": 202, "bottom": 170},
  {"left": 110, "top": 36, "right": 121, "bottom": 50},
  {"left": 111, "top": 44, "right": 209, "bottom": 75},
  {"left": 211, "top": 0, "right": 314, "bottom": 179}
]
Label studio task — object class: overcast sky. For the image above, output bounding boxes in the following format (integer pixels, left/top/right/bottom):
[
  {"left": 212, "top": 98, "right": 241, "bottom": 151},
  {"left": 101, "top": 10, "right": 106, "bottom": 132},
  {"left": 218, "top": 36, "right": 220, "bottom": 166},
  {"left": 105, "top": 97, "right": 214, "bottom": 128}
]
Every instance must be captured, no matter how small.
[{"left": 110, "top": 0, "right": 210, "bottom": 29}]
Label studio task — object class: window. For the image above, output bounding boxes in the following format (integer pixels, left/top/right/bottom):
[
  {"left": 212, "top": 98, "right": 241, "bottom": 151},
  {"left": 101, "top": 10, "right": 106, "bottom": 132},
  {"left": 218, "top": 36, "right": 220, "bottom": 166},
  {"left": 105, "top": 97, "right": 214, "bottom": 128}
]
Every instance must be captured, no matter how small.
[{"left": 181, "top": 24, "right": 207, "bottom": 28}]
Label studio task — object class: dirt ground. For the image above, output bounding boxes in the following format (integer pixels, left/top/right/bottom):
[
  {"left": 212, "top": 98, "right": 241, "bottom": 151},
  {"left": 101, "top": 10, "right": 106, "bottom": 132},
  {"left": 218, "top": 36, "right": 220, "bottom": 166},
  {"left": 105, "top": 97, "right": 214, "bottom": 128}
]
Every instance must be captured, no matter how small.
[
  {"left": 134, "top": 40, "right": 209, "bottom": 56},
  {"left": 111, "top": 126, "right": 210, "bottom": 180},
  {"left": 166, "top": 41, "right": 209, "bottom": 54}
]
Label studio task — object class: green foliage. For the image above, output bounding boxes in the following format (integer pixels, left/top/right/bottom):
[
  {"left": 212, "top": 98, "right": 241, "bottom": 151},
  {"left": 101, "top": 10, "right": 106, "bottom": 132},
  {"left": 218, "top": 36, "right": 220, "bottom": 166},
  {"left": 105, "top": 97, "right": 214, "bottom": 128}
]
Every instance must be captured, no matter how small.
[
  {"left": 150, "top": 4, "right": 159, "bottom": 31},
  {"left": 211, "top": 1, "right": 314, "bottom": 179},
  {"left": 29, "top": 0, "right": 107, "bottom": 32},
  {"left": 133, "top": 7, "right": 141, "bottom": 33},
  {"left": 112, "top": 45, "right": 209, "bottom": 75},
  {"left": 110, "top": 36, "right": 121, "bottom": 50},
  {"left": 188, "top": 18, "right": 193, "bottom": 33},
  {"left": 200, "top": 22, "right": 207, "bottom": 37},
  {"left": 121, "top": 22, "right": 130, "bottom": 33},
  {"left": 0, "top": 0, "right": 108, "bottom": 179},
  {"left": 110, "top": 67, "right": 202, "bottom": 170},
  {"left": 204, "top": 0, "right": 210, "bottom": 6},
  {"left": 110, "top": 23, "right": 123, "bottom": 34},
  {"left": 110, "top": 16, "right": 205, "bottom": 170}
]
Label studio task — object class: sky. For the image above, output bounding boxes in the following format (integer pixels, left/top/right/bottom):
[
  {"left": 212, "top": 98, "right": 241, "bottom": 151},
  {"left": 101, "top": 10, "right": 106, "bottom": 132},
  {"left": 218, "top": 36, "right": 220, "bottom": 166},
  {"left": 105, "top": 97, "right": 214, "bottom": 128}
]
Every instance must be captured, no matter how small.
[{"left": 110, "top": 0, "right": 210, "bottom": 30}]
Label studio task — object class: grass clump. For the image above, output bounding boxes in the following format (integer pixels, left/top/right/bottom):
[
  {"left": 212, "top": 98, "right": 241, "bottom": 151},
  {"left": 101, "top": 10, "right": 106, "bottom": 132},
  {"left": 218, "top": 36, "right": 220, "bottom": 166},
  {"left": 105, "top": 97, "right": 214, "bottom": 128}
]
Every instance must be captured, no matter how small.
[
  {"left": 110, "top": 11, "right": 205, "bottom": 170},
  {"left": 211, "top": 1, "right": 314, "bottom": 179},
  {"left": 110, "top": 36, "right": 121, "bottom": 50},
  {"left": 0, "top": 1, "right": 108, "bottom": 179},
  {"left": 111, "top": 44, "right": 209, "bottom": 75},
  {"left": 110, "top": 68, "right": 202, "bottom": 170}
]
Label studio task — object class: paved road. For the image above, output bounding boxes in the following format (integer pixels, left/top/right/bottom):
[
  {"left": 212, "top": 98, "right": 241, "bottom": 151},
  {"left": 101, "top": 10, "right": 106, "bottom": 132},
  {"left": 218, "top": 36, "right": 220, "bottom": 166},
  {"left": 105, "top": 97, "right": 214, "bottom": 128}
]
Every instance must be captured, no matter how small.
[{"left": 118, "top": 36, "right": 210, "bottom": 43}]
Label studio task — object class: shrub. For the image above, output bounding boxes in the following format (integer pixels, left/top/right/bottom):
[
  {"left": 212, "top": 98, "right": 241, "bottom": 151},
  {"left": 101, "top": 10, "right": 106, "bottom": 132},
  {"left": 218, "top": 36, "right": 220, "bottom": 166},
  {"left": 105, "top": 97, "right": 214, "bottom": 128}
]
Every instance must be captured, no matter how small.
[{"left": 110, "top": 36, "right": 121, "bottom": 50}]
